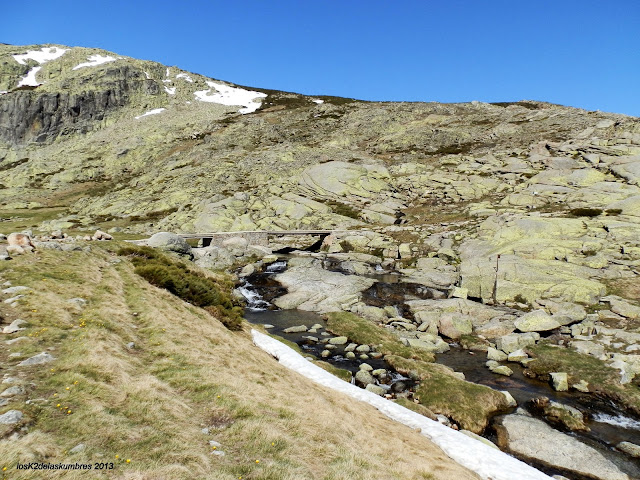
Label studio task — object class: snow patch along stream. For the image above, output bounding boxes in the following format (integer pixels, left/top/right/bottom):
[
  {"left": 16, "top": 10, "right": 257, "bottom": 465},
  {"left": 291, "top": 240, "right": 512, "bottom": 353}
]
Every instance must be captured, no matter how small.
[
  {"left": 194, "top": 81, "right": 267, "bottom": 114},
  {"left": 252, "top": 330, "right": 552, "bottom": 480}
]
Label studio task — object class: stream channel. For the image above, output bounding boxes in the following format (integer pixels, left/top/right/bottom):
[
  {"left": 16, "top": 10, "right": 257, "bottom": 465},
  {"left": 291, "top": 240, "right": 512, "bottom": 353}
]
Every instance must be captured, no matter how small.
[{"left": 239, "top": 256, "right": 640, "bottom": 478}]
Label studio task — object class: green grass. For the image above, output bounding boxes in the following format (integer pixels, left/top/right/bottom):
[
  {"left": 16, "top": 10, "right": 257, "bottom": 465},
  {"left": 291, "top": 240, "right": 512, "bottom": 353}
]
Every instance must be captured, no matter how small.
[
  {"left": 118, "top": 245, "right": 243, "bottom": 330},
  {"left": 525, "top": 342, "right": 640, "bottom": 415},
  {"left": 386, "top": 356, "right": 508, "bottom": 433},
  {"left": 568, "top": 207, "right": 603, "bottom": 218},
  {"left": 325, "top": 312, "right": 435, "bottom": 363},
  {"left": 313, "top": 361, "right": 353, "bottom": 383},
  {"left": 394, "top": 397, "right": 437, "bottom": 420}
]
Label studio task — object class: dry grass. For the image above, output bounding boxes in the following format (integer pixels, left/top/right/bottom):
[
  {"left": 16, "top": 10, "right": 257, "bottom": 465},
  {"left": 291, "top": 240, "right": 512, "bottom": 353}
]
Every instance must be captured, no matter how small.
[{"left": 0, "top": 246, "right": 479, "bottom": 479}]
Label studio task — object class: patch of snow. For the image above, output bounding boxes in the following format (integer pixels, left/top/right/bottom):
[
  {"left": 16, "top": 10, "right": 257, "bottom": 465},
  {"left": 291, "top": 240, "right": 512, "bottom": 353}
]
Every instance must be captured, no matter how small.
[
  {"left": 12, "top": 47, "right": 68, "bottom": 88},
  {"left": 163, "top": 68, "right": 172, "bottom": 83},
  {"left": 72, "top": 55, "right": 118, "bottom": 71},
  {"left": 17, "top": 66, "right": 43, "bottom": 87},
  {"left": 134, "top": 108, "right": 166, "bottom": 120},
  {"left": 144, "top": 71, "right": 151, "bottom": 79},
  {"left": 251, "top": 330, "right": 552, "bottom": 480},
  {"left": 312, "top": 99, "right": 324, "bottom": 104},
  {"left": 185, "top": 101, "right": 191, "bottom": 104},
  {"left": 194, "top": 81, "right": 267, "bottom": 114},
  {"left": 592, "top": 413, "right": 640, "bottom": 430},
  {"left": 164, "top": 86, "right": 176, "bottom": 95},
  {"left": 176, "top": 73, "right": 193, "bottom": 83},
  {"left": 0, "top": 91, "right": 7, "bottom": 95},
  {"left": 12, "top": 47, "right": 67, "bottom": 65}
]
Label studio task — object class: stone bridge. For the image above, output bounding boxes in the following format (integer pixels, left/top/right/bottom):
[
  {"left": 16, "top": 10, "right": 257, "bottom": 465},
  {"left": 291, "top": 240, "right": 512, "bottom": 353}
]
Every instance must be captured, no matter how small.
[{"left": 178, "top": 230, "right": 348, "bottom": 248}]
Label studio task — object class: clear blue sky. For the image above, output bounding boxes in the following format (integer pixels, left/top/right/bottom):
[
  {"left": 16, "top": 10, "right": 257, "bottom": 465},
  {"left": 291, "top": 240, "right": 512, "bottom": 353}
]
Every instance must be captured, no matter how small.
[{"left": 4, "top": 0, "right": 639, "bottom": 116}]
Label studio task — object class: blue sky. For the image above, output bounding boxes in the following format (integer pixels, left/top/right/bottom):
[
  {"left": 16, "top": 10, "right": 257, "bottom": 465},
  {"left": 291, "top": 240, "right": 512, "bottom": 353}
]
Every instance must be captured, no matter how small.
[{"left": 4, "top": 0, "right": 639, "bottom": 116}]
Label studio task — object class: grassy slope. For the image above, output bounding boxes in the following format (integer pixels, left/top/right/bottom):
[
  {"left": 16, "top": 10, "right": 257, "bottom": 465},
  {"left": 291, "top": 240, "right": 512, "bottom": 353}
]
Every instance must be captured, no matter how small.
[{"left": 0, "top": 246, "right": 479, "bottom": 480}]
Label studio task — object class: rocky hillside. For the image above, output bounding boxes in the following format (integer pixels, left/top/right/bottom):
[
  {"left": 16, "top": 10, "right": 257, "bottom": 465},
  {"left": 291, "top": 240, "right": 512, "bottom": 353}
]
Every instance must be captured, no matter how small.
[{"left": 2, "top": 43, "right": 640, "bottom": 479}]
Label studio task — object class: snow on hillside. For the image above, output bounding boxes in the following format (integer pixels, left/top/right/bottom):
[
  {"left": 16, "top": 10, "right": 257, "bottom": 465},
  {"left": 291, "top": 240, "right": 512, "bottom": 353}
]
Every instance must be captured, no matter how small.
[
  {"left": 252, "top": 330, "right": 552, "bottom": 480},
  {"left": 194, "top": 81, "right": 267, "bottom": 114},
  {"left": 12, "top": 46, "right": 67, "bottom": 65},
  {"left": 134, "top": 108, "right": 166, "bottom": 119},
  {"left": 12, "top": 46, "right": 68, "bottom": 87},
  {"left": 17, "top": 66, "right": 43, "bottom": 87},
  {"left": 72, "top": 54, "right": 118, "bottom": 70},
  {"left": 176, "top": 73, "right": 193, "bottom": 83}
]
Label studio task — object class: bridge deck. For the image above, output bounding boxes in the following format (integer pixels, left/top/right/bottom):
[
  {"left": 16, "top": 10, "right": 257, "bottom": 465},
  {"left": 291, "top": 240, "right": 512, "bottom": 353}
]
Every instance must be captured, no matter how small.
[{"left": 178, "top": 230, "right": 346, "bottom": 239}]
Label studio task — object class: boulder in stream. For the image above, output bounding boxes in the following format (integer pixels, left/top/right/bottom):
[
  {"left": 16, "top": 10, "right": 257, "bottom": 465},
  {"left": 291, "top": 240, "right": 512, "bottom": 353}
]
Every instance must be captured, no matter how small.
[
  {"left": 274, "top": 259, "right": 375, "bottom": 313},
  {"left": 495, "top": 413, "right": 631, "bottom": 480}
]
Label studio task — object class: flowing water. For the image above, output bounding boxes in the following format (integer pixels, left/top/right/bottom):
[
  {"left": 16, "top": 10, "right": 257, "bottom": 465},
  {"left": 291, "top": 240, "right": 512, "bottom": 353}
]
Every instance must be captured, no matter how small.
[
  {"left": 438, "top": 347, "right": 640, "bottom": 449},
  {"left": 240, "top": 257, "right": 640, "bottom": 475}
]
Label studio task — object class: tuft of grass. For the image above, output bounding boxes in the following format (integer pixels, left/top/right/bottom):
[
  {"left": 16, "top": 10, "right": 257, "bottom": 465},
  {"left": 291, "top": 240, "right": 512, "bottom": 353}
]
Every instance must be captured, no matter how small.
[
  {"left": 394, "top": 397, "right": 437, "bottom": 420},
  {"left": 325, "top": 312, "right": 434, "bottom": 363},
  {"left": 118, "top": 245, "right": 243, "bottom": 330},
  {"left": 525, "top": 342, "right": 640, "bottom": 415},
  {"left": 605, "top": 208, "right": 622, "bottom": 216},
  {"left": 313, "top": 361, "right": 353, "bottom": 383},
  {"left": 568, "top": 207, "right": 603, "bottom": 218},
  {"left": 386, "top": 356, "right": 508, "bottom": 433}
]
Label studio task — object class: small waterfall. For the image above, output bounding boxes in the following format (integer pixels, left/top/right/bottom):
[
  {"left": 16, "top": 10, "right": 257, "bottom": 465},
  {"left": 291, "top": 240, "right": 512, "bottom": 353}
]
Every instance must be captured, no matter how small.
[
  {"left": 238, "top": 281, "right": 271, "bottom": 311},
  {"left": 592, "top": 413, "right": 640, "bottom": 430},
  {"left": 266, "top": 260, "right": 287, "bottom": 273}
]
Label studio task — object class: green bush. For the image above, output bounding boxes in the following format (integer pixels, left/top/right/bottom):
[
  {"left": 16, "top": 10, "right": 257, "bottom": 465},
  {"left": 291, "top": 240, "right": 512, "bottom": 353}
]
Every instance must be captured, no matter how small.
[
  {"left": 569, "top": 208, "right": 602, "bottom": 217},
  {"left": 118, "top": 246, "right": 243, "bottom": 330}
]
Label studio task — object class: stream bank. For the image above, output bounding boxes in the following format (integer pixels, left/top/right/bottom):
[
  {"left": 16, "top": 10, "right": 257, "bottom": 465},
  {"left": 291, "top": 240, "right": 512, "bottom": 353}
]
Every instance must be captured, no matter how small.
[{"left": 237, "top": 252, "right": 640, "bottom": 480}]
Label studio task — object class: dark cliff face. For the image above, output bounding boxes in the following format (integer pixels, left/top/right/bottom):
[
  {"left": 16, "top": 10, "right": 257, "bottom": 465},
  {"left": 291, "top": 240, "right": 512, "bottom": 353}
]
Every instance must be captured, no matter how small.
[{"left": 0, "top": 65, "right": 159, "bottom": 146}]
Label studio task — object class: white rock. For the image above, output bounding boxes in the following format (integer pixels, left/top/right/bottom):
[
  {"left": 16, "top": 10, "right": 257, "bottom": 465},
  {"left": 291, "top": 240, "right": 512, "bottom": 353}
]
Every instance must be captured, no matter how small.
[
  {"left": 0, "top": 409, "right": 23, "bottom": 424},
  {"left": 18, "top": 352, "right": 56, "bottom": 366}
]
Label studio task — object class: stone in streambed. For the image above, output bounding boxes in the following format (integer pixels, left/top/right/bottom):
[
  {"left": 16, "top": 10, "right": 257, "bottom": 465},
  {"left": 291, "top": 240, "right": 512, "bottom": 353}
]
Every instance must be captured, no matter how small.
[
  {"left": 283, "top": 325, "right": 308, "bottom": 333},
  {"left": 617, "top": 441, "right": 640, "bottom": 458},
  {"left": 438, "top": 313, "right": 473, "bottom": 339},
  {"left": 515, "top": 310, "right": 561, "bottom": 333},
  {"left": 495, "top": 414, "right": 629, "bottom": 480},
  {"left": 359, "top": 363, "right": 373, "bottom": 372},
  {"left": 487, "top": 347, "right": 508, "bottom": 361},
  {"left": 354, "top": 370, "right": 375, "bottom": 387},
  {"left": 550, "top": 372, "right": 568, "bottom": 391},
  {"left": 507, "top": 349, "right": 528, "bottom": 362},
  {"left": 365, "top": 384, "right": 386, "bottom": 395},
  {"left": 491, "top": 365, "right": 513, "bottom": 376},
  {"left": 329, "top": 336, "right": 348, "bottom": 345}
]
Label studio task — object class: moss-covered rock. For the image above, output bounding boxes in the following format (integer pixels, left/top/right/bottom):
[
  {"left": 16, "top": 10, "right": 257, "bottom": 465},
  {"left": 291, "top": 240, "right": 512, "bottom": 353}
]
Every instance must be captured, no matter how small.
[{"left": 386, "top": 355, "right": 508, "bottom": 433}]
